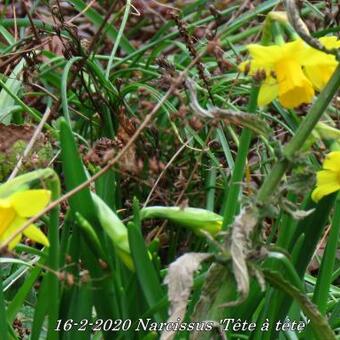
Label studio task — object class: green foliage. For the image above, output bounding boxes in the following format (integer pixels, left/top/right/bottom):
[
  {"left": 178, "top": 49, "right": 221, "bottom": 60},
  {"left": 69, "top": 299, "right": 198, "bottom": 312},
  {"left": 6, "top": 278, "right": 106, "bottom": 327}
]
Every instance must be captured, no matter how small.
[{"left": 0, "top": 1, "right": 339, "bottom": 339}]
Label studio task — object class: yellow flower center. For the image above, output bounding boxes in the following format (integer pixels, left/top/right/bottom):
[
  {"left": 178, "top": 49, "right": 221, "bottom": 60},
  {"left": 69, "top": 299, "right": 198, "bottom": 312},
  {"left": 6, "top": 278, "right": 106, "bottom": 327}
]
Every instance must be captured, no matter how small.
[{"left": 274, "top": 58, "right": 314, "bottom": 108}]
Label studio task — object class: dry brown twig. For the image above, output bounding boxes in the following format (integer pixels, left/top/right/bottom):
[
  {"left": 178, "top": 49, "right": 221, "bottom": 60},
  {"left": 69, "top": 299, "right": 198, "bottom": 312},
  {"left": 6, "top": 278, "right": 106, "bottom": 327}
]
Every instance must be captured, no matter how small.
[{"left": 143, "top": 139, "right": 192, "bottom": 208}]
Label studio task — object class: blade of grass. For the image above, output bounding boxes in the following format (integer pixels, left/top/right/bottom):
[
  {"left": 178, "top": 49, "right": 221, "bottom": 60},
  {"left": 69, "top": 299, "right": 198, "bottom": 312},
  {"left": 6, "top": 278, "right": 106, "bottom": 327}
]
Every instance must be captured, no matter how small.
[
  {"left": 105, "top": 0, "right": 132, "bottom": 78},
  {"left": 263, "top": 269, "right": 336, "bottom": 340},
  {"left": 0, "top": 273, "right": 9, "bottom": 340},
  {"left": 0, "top": 59, "right": 25, "bottom": 124},
  {"left": 313, "top": 195, "right": 340, "bottom": 314},
  {"left": 222, "top": 86, "right": 259, "bottom": 228},
  {"left": 7, "top": 262, "right": 43, "bottom": 321},
  {"left": 31, "top": 275, "right": 50, "bottom": 340}
]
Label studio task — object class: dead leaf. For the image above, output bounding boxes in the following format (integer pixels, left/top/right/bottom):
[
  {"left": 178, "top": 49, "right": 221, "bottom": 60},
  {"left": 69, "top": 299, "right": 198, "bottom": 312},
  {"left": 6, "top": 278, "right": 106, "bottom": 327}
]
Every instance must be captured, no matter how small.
[
  {"left": 223, "top": 206, "right": 258, "bottom": 307},
  {"left": 161, "top": 252, "right": 212, "bottom": 340}
]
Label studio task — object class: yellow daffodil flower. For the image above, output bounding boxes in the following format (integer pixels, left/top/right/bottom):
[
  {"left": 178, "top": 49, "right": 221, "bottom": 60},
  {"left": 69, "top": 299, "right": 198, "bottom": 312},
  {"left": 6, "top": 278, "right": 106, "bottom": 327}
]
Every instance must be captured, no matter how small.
[
  {"left": 312, "top": 151, "right": 340, "bottom": 202},
  {"left": 0, "top": 189, "right": 51, "bottom": 249},
  {"left": 239, "top": 37, "right": 339, "bottom": 108}
]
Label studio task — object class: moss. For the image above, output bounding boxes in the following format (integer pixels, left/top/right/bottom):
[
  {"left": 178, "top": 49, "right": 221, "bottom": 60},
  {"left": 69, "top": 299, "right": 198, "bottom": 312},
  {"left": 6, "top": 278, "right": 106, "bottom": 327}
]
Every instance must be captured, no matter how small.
[{"left": 0, "top": 140, "right": 53, "bottom": 182}]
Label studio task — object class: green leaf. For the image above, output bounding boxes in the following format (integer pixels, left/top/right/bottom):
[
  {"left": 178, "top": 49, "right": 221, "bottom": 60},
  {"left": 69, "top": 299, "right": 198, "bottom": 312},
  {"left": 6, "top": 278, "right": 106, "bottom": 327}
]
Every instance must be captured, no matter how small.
[
  {"left": 59, "top": 118, "right": 97, "bottom": 223},
  {"left": 0, "top": 59, "right": 25, "bottom": 124},
  {"left": 59, "top": 118, "right": 118, "bottom": 339},
  {"left": 31, "top": 275, "right": 50, "bottom": 340},
  {"left": 128, "top": 200, "right": 166, "bottom": 322},
  {"left": 263, "top": 269, "right": 336, "bottom": 340},
  {"left": 313, "top": 196, "right": 340, "bottom": 314},
  {"left": 0, "top": 273, "right": 9, "bottom": 340},
  {"left": 64, "top": 285, "right": 93, "bottom": 340},
  {"left": 0, "top": 25, "right": 15, "bottom": 44},
  {"left": 7, "top": 264, "right": 43, "bottom": 322}
]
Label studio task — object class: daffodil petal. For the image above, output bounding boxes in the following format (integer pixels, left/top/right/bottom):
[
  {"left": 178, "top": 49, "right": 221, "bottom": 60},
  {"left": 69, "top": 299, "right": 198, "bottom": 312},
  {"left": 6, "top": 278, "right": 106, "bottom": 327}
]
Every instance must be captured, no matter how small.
[
  {"left": 8, "top": 234, "right": 22, "bottom": 250},
  {"left": 316, "top": 169, "right": 339, "bottom": 185},
  {"left": 0, "top": 198, "right": 11, "bottom": 208},
  {"left": 247, "top": 44, "right": 282, "bottom": 65},
  {"left": 10, "top": 190, "right": 51, "bottom": 217},
  {"left": 283, "top": 39, "right": 306, "bottom": 61},
  {"left": 311, "top": 184, "right": 340, "bottom": 202},
  {"left": 23, "top": 224, "right": 49, "bottom": 247},
  {"left": 323, "top": 152, "right": 340, "bottom": 171},
  {"left": 257, "top": 78, "right": 279, "bottom": 107},
  {"left": 0, "top": 216, "right": 25, "bottom": 250},
  {"left": 294, "top": 37, "right": 338, "bottom": 67},
  {"left": 302, "top": 52, "right": 337, "bottom": 67},
  {"left": 304, "top": 64, "right": 336, "bottom": 91},
  {"left": 319, "top": 36, "right": 340, "bottom": 49},
  {"left": 311, "top": 170, "right": 340, "bottom": 202},
  {"left": 0, "top": 207, "right": 15, "bottom": 237},
  {"left": 240, "top": 36, "right": 339, "bottom": 109}
]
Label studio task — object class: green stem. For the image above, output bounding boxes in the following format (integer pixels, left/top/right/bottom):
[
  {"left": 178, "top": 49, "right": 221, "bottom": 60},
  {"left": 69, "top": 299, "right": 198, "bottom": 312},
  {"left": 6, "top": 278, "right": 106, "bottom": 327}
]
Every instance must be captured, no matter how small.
[
  {"left": 272, "top": 22, "right": 285, "bottom": 45},
  {"left": 222, "top": 86, "right": 259, "bottom": 229},
  {"left": 257, "top": 64, "right": 340, "bottom": 204}
]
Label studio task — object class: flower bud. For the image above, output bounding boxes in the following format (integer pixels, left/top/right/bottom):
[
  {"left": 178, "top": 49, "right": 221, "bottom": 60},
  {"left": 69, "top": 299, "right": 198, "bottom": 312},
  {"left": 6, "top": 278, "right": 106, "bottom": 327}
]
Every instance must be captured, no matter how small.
[
  {"left": 140, "top": 206, "right": 223, "bottom": 236},
  {"left": 315, "top": 122, "right": 340, "bottom": 142},
  {"left": 92, "top": 193, "right": 133, "bottom": 270}
]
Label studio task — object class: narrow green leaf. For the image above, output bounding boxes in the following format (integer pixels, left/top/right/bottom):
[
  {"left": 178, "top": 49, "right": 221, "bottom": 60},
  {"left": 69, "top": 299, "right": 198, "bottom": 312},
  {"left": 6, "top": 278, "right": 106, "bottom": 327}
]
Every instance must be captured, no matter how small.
[
  {"left": 0, "top": 25, "right": 15, "bottom": 44},
  {"left": 31, "top": 275, "right": 50, "bottom": 340},
  {"left": 291, "top": 194, "right": 336, "bottom": 277},
  {"left": 222, "top": 86, "right": 259, "bottom": 228},
  {"left": 59, "top": 118, "right": 97, "bottom": 223},
  {"left": 7, "top": 264, "right": 43, "bottom": 321},
  {"left": 128, "top": 220, "right": 165, "bottom": 322},
  {"left": 64, "top": 285, "right": 93, "bottom": 340},
  {"left": 128, "top": 200, "right": 165, "bottom": 321},
  {"left": 263, "top": 269, "right": 336, "bottom": 340},
  {"left": 313, "top": 196, "right": 340, "bottom": 314},
  {"left": 0, "top": 59, "right": 25, "bottom": 124},
  {"left": 69, "top": 0, "right": 135, "bottom": 54},
  {"left": 0, "top": 273, "right": 9, "bottom": 340}
]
